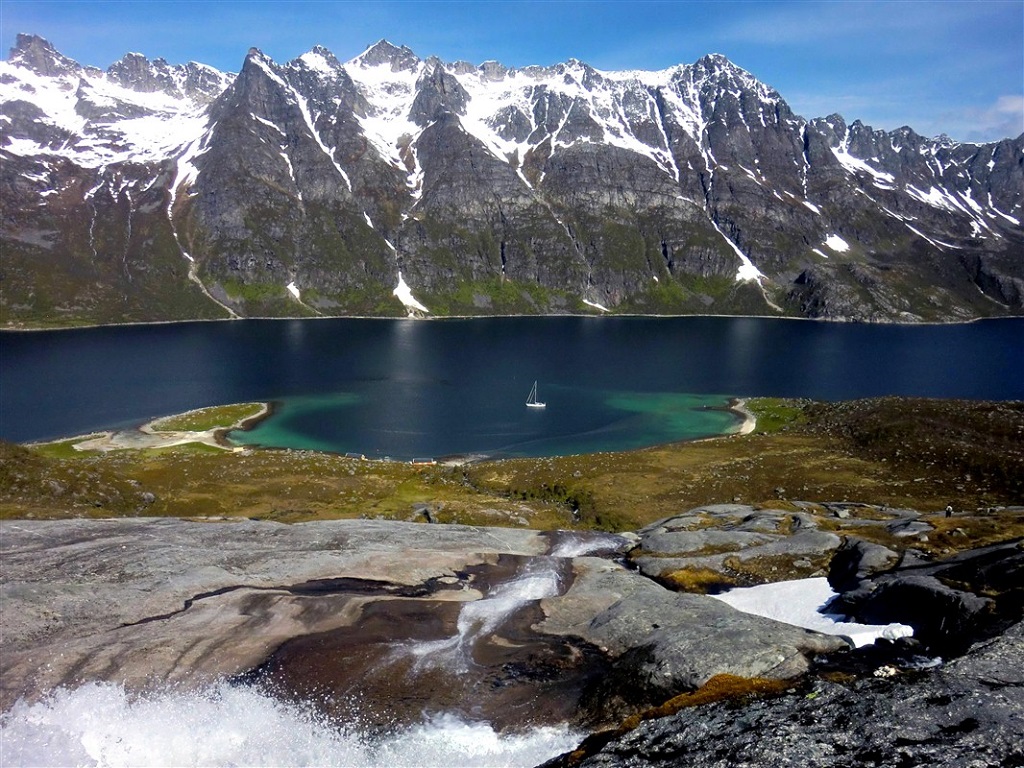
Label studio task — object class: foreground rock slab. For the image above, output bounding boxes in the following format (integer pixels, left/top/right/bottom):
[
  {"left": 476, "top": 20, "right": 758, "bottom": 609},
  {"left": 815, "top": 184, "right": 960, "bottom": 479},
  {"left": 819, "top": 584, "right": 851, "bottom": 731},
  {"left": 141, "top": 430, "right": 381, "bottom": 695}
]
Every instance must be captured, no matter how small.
[{"left": 2, "top": 517, "right": 850, "bottom": 726}]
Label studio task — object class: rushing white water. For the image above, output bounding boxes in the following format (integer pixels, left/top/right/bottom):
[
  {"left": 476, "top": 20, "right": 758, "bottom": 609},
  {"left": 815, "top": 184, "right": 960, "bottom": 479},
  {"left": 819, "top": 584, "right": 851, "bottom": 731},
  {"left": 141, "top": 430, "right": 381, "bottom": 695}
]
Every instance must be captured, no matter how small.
[
  {"left": 549, "top": 532, "right": 628, "bottom": 558},
  {"left": 409, "top": 559, "right": 564, "bottom": 670},
  {"left": 0, "top": 681, "right": 581, "bottom": 768},
  {"left": 409, "top": 532, "right": 627, "bottom": 669},
  {"left": 4, "top": 533, "right": 624, "bottom": 767}
]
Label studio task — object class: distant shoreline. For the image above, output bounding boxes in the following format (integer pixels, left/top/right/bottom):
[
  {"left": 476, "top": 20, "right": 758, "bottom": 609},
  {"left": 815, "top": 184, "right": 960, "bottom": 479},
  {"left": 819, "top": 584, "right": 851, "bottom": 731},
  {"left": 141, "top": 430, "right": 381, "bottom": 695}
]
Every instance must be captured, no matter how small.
[
  {"left": 729, "top": 398, "right": 757, "bottom": 435},
  {"left": 29, "top": 404, "right": 271, "bottom": 454},
  {"left": 3, "top": 311, "right": 1013, "bottom": 334}
]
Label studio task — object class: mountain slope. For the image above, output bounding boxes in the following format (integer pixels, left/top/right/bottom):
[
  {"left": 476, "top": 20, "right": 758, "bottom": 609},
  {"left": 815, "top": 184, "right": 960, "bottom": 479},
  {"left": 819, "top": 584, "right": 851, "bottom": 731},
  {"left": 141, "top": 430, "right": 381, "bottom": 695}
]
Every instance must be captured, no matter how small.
[{"left": 2, "top": 34, "right": 1021, "bottom": 326}]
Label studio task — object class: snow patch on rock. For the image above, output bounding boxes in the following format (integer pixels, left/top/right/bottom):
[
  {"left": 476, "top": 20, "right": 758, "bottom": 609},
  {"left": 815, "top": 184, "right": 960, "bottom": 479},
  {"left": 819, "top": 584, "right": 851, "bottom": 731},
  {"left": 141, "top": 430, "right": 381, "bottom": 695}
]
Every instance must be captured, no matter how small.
[
  {"left": 824, "top": 234, "right": 850, "bottom": 253},
  {"left": 394, "top": 272, "right": 429, "bottom": 313}
]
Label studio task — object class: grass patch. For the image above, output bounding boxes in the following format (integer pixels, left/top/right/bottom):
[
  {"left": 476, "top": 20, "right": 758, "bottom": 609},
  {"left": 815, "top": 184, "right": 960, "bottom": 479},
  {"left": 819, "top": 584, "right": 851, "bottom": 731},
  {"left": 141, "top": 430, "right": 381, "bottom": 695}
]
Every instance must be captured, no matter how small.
[
  {"left": 151, "top": 403, "right": 265, "bottom": 432},
  {"left": 30, "top": 437, "right": 102, "bottom": 459},
  {"left": 721, "top": 552, "right": 834, "bottom": 585},
  {"left": 660, "top": 567, "right": 738, "bottom": 594},
  {"left": 747, "top": 398, "right": 809, "bottom": 434},
  {"left": 621, "top": 674, "right": 793, "bottom": 731},
  {"left": 568, "top": 674, "right": 793, "bottom": 765}
]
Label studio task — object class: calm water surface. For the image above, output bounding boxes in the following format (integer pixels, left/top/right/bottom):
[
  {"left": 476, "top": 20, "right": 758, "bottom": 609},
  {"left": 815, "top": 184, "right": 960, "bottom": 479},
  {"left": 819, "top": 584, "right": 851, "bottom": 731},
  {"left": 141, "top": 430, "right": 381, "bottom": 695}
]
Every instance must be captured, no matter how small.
[{"left": 2, "top": 317, "right": 1021, "bottom": 459}]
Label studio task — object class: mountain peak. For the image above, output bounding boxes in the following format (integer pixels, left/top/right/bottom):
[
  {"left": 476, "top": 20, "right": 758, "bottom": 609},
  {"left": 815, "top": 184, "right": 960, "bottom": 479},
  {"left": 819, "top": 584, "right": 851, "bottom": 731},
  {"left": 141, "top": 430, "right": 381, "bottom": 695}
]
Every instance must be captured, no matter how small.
[
  {"left": 296, "top": 45, "right": 343, "bottom": 75},
  {"left": 686, "top": 52, "right": 780, "bottom": 104},
  {"left": 8, "top": 33, "right": 82, "bottom": 77},
  {"left": 691, "top": 52, "right": 750, "bottom": 80},
  {"left": 354, "top": 39, "right": 420, "bottom": 71},
  {"left": 696, "top": 52, "right": 732, "bottom": 67}
]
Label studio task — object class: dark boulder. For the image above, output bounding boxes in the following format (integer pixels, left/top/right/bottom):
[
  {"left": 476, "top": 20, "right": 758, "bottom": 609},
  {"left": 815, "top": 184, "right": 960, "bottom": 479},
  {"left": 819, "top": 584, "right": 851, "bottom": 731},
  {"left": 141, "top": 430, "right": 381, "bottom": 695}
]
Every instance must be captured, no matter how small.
[{"left": 829, "top": 538, "right": 1024, "bottom": 655}]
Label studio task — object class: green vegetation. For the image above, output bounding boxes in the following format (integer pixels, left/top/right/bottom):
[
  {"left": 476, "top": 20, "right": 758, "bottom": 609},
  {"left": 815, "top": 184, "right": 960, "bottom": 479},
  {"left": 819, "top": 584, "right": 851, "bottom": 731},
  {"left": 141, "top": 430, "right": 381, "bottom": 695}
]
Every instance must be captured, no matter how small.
[
  {"left": 150, "top": 402, "right": 265, "bottom": 432},
  {"left": 423, "top": 277, "right": 581, "bottom": 316},
  {"left": 746, "top": 398, "right": 809, "bottom": 433},
  {"left": 221, "top": 279, "right": 286, "bottom": 303}
]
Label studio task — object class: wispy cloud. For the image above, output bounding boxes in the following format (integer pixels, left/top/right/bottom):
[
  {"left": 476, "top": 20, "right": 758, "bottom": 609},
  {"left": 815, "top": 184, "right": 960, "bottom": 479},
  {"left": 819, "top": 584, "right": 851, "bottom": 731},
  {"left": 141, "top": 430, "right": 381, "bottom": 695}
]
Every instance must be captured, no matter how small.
[
  {"left": 943, "top": 95, "right": 1024, "bottom": 142},
  {"left": 718, "top": 0, "right": 1005, "bottom": 54}
]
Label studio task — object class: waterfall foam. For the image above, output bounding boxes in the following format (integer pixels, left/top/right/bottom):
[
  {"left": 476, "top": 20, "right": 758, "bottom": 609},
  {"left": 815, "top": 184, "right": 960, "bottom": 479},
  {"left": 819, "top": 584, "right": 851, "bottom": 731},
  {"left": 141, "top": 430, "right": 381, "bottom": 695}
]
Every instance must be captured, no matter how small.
[
  {"left": 407, "top": 532, "right": 626, "bottom": 670},
  {"left": 409, "top": 558, "right": 563, "bottom": 670},
  {"left": 0, "top": 681, "right": 581, "bottom": 767},
  {"left": 549, "top": 532, "right": 629, "bottom": 558}
]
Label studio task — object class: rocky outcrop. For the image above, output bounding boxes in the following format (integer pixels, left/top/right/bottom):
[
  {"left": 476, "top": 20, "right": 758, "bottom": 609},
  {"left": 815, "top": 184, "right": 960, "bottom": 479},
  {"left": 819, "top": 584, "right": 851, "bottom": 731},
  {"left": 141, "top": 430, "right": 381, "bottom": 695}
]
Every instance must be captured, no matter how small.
[
  {"left": 828, "top": 538, "right": 1024, "bottom": 655},
  {"left": 629, "top": 504, "right": 845, "bottom": 586},
  {"left": 554, "top": 620, "right": 1024, "bottom": 768},
  {"left": 538, "top": 556, "right": 847, "bottom": 722},
  {"left": 4, "top": 512, "right": 1023, "bottom": 764},
  {"left": 547, "top": 531, "right": 1024, "bottom": 766}
]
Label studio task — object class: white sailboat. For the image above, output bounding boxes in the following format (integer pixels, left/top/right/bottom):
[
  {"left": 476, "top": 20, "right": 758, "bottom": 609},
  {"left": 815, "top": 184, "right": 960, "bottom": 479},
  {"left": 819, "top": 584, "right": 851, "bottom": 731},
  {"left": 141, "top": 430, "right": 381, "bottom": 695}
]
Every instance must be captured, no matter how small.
[{"left": 526, "top": 381, "right": 546, "bottom": 408}]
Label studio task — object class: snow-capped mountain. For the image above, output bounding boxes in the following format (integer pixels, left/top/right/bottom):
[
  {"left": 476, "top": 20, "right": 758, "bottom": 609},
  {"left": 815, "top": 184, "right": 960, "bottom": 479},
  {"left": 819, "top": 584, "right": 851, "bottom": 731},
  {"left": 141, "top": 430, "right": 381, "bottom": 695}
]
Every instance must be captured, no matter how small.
[{"left": 2, "top": 34, "right": 1021, "bottom": 325}]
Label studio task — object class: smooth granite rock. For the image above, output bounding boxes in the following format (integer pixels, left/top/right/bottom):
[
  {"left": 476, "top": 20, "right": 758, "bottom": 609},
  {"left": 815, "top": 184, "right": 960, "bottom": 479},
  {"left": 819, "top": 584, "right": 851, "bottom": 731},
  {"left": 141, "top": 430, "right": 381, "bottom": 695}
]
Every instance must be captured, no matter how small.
[
  {"left": 1, "top": 517, "right": 849, "bottom": 727},
  {"left": 536, "top": 557, "right": 849, "bottom": 721}
]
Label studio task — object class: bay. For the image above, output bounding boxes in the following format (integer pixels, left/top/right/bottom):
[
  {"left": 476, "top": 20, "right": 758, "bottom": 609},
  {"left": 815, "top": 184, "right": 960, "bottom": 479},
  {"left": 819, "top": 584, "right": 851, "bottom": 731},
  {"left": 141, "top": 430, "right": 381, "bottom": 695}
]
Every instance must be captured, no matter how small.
[{"left": 1, "top": 317, "right": 1021, "bottom": 459}]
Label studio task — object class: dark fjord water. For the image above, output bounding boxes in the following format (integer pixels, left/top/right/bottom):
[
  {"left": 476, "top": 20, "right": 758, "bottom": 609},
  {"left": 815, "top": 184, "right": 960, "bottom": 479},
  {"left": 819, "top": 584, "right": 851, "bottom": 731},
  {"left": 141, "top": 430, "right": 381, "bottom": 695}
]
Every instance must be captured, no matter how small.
[{"left": 2, "top": 317, "right": 1022, "bottom": 459}]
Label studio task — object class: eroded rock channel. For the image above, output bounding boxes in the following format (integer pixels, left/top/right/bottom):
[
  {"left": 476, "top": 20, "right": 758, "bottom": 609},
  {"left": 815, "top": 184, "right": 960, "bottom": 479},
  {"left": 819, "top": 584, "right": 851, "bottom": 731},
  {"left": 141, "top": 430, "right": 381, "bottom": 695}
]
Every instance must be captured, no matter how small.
[{"left": 1, "top": 517, "right": 844, "bottom": 726}]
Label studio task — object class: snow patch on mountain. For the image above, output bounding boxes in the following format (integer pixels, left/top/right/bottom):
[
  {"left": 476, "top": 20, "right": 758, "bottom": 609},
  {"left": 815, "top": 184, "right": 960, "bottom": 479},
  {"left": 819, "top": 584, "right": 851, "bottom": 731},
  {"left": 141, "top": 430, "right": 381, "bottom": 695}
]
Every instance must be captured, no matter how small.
[
  {"left": 394, "top": 272, "right": 429, "bottom": 313},
  {"left": 346, "top": 57, "right": 423, "bottom": 167},
  {"left": 3, "top": 35, "right": 1021, "bottom": 324},
  {"left": 824, "top": 234, "right": 850, "bottom": 253},
  {"left": 831, "top": 145, "right": 896, "bottom": 187},
  {"left": 0, "top": 54, "right": 215, "bottom": 169}
]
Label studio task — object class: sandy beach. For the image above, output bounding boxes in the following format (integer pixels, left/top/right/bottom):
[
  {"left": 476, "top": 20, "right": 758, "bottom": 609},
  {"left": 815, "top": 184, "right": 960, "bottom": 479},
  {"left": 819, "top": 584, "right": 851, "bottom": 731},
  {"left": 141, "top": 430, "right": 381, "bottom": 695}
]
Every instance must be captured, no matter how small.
[{"left": 51, "top": 404, "right": 271, "bottom": 453}]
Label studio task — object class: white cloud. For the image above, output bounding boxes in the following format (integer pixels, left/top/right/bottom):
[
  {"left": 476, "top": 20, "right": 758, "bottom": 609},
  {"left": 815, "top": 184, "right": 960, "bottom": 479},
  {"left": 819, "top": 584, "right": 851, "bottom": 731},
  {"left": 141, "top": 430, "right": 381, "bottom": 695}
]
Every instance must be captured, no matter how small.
[{"left": 950, "top": 95, "right": 1024, "bottom": 143}]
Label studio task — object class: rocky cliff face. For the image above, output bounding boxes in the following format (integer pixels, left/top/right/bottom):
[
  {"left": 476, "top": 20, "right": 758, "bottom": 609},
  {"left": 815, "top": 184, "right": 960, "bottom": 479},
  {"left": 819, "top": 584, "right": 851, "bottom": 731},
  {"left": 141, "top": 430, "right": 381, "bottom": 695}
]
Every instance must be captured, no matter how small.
[{"left": 2, "top": 34, "right": 1021, "bottom": 326}]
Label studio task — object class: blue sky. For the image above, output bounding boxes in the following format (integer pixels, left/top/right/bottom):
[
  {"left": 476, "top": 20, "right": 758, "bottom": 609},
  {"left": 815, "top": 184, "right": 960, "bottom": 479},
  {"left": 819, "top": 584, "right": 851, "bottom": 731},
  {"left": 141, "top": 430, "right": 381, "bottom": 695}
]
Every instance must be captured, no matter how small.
[{"left": 2, "top": 0, "right": 1021, "bottom": 142}]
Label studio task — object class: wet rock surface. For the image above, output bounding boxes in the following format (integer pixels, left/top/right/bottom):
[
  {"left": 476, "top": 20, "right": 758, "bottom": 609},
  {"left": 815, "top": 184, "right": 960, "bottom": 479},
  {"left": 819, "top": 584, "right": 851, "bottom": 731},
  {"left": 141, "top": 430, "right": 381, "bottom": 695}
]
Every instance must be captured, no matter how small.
[
  {"left": 2, "top": 516, "right": 847, "bottom": 728},
  {"left": 0, "top": 518, "right": 548, "bottom": 712}
]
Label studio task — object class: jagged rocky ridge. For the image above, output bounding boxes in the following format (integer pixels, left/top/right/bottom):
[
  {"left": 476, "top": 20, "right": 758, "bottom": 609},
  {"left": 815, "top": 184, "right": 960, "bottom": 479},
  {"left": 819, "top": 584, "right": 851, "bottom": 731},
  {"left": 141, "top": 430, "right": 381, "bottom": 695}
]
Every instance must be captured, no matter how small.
[{"left": 2, "top": 33, "right": 1021, "bottom": 325}]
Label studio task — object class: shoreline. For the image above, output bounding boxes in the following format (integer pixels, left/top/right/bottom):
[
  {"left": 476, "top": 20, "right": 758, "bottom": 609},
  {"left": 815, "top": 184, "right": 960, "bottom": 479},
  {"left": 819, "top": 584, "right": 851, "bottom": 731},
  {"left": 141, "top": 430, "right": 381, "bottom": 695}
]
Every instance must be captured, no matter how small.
[
  {"left": 728, "top": 398, "right": 757, "bottom": 436},
  {"left": 3, "top": 312, "right": 1017, "bottom": 334},
  {"left": 213, "top": 401, "right": 278, "bottom": 448},
  {"left": 31, "top": 403, "right": 271, "bottom": 454}
]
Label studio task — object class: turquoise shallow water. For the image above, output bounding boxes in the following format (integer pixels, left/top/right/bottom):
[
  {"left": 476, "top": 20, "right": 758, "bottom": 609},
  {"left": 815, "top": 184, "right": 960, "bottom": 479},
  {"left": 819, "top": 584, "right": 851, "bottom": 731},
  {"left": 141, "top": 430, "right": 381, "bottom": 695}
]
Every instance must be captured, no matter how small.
[{"left": 228, "top": 389, "right": 742, "bottom": 459}]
